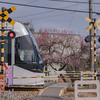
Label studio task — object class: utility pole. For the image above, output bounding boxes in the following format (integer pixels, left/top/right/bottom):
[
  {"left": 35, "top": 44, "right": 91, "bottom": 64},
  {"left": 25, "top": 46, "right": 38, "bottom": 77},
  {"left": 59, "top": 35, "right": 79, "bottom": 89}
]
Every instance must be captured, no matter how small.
[{"left": 89, "top": 0, "right": 94, "bottom": 72}]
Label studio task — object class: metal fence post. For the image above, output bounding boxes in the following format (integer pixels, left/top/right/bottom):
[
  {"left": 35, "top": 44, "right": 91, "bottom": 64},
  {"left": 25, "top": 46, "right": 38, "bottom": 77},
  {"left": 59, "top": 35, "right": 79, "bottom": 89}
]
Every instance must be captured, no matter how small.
[{"left": 11, "top": 89, "right": 14, "bottom": 100}]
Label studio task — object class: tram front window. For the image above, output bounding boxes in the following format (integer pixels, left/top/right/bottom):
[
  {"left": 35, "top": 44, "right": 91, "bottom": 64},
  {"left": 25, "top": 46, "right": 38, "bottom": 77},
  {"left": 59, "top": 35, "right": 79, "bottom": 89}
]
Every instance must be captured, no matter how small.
[{"left": 15, "top": 35, "right": 38, "bottom": 64}]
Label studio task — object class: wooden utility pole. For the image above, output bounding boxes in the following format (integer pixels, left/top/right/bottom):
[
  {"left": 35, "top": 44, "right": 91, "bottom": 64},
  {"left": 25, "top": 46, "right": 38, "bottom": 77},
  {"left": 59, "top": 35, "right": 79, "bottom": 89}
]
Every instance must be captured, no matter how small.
[{"left": 89, "top": 0, "right": 94, "bottom": 72}]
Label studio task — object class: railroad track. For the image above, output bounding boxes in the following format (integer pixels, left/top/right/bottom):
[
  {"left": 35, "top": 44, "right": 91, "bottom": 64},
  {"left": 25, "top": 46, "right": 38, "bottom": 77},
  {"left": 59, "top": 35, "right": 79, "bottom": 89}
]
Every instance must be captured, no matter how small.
[
  {"left": 5, "top": 82, "right": 55, "bottom": 91},
  {"left": 5, "top": 85, "right": 44, "bottom": 91}
]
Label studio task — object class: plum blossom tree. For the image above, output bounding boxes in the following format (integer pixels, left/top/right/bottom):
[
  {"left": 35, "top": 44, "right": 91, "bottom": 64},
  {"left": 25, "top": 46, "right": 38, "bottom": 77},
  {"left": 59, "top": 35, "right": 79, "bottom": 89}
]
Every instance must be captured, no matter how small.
[{"left": 34, "top": 28, "right": 90, "bottom": 71}]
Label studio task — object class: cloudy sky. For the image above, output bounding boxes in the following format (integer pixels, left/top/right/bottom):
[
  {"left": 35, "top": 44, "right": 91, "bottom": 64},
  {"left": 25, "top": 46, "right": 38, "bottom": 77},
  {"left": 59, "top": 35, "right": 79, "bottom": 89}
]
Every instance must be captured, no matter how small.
[{"left": 0, "top": 0, "right": 100, "bottom": 37}]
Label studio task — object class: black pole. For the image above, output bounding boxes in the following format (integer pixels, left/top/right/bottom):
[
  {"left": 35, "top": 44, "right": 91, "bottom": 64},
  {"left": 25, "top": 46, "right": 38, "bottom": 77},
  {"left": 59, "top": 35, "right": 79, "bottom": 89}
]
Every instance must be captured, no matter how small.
[
  {"left": 94, "top": 18, "right": 97, "bottom": 80},
  {"left": 0, "top": 7, "right": 6, "bottom": 74}
]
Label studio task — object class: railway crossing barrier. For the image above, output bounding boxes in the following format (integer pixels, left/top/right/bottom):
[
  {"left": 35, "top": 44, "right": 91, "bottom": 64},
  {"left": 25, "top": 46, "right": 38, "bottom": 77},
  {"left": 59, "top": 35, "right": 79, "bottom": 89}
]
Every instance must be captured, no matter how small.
[
  {"left": 12, "top": 71, "right": 100, "bottom": 82},
  {"left": 81, "top": 72, "right": 96, "bottom": 81},
  {"left": 13, "top": 72, "right": 100, "bottom": 79},
  {"left": 44, "top": 70, "right": 91, "bottom": 73},
  {"left": 80, "top": 72, "right": 97, "bottom": 89},
  {"left": 44, "top": 76, "right": 58, "bottom": 82},
  {"left": 75, "top": 80, "right": 100, "bottom": 100}
]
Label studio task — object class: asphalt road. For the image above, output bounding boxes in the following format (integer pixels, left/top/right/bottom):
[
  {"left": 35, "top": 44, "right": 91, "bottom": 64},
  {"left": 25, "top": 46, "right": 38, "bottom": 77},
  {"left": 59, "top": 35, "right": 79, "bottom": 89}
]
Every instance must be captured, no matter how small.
[
  {"left": 32, "top": 83, "right": 72, "bottom": 100},
  {"left": 33, "top": 87, "right": 64, "bottom": 100},
  {"left": 33, "top": 96, "right": 64, "bottom": 100}
]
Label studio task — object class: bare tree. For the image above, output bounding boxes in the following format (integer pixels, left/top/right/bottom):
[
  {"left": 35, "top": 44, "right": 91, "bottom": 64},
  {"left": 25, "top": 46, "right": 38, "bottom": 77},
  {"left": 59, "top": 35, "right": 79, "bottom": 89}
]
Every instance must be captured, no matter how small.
[{"left": 35, "top": 28, "right": 90, "bottom": 71}]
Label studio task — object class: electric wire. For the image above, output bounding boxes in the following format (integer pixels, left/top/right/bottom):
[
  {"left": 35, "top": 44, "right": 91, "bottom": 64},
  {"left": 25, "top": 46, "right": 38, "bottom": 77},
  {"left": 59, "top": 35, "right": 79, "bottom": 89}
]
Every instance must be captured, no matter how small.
[
  {"left": 67, "top": 1, "right": 78, "bottom": 31},
  {"left": 15, "top": 0, "right": 39, "bottom": 8},
  {"left": 15, "top": 12, "right": 73, "bottom": 20},
  {"left": 13, "top": 4, "right": 79, "bottom": 18},
  {"left": 50, "top": 0, "right": 89, "bottom": 4},
  {"left": 49, "top": 0, "right": 100, "bottom": 5},
  {"left": 0, "top": 1, "right": 99, "bottom": 14}
]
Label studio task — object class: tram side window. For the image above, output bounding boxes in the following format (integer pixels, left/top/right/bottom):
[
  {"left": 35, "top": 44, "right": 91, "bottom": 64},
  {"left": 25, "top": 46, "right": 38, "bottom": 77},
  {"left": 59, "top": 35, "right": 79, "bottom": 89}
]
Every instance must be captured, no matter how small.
[{"left": 15, "top": 35, "right": 38, "bottom": 64}]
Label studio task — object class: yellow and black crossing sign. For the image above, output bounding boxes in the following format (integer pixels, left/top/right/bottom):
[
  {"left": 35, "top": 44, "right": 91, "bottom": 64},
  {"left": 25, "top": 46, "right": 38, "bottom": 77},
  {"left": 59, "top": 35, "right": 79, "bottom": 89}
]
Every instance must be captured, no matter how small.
[
  {"left": 0, "top": 6, "right": 16, "bottom": 25},
  {"left": 85, "top": 17, "right": 100, "bottom": 31}
]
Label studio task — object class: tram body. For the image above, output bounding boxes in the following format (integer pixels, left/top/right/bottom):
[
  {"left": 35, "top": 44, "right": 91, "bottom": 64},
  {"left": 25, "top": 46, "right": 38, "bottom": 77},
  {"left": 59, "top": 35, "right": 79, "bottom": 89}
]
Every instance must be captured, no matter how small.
[{"left": 0, "top": 22, "right": 45, "bottom": 85}]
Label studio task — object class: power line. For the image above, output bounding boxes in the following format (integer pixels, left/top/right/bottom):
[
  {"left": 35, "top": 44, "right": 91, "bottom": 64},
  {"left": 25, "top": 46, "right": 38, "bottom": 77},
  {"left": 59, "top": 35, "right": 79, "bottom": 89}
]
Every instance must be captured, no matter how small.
[
  {"left": 49, "top": 0, "right": 100, "bottom": 5},
  {"left": 67, "top": 2, "right": 78, "bottom": 31},
  {"left": 0, "top": 1, "right": 99, "bottom": 14},
  {"left": 15, "top": 0, "right": 39, "bottom": 8},
  {"left": 13, "top": 10, "right": 54, "bottom": 18},
  {"left": 50, "top": 0, "right": 89, "bottom": 4},
  {"left": 15, "top": 12, "right": 73, "bottom": 20},
  {"left": 13, "top": 4, "right": 79, "bottom": 18}
]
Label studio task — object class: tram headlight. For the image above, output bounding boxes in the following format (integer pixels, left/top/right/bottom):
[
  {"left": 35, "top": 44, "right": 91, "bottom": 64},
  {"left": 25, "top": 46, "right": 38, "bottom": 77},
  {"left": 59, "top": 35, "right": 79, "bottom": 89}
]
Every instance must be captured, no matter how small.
[{"left": 8, "top": 31, "right": 16, "bottom": 39}]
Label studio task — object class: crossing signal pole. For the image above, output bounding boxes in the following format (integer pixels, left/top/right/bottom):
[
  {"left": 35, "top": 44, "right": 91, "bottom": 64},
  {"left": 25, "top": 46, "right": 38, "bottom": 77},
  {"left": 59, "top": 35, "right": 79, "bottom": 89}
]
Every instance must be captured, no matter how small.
[
  {"left": 85, "top": 17, "right": 100, "bottom": 80},
  {"left": 0, "top": 6, "right": 16, "bottom": 74},
  {"left": 94, "top": 19, "right": 97, "bottom": 80},
  {"left": 1, "top": 7, "right": 6, "bottom": 74},
  {"left": 0, "top": 6, "right": 16, "bottom": 92},
  {"left": 0, "top": 6, "right": 16, "bottom": 75}
]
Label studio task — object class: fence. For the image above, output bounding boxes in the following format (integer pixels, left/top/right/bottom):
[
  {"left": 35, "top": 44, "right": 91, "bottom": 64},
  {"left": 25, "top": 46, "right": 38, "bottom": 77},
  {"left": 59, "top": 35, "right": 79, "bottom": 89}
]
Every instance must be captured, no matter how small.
[{"left": 75, "top": 80, "right": 100, "bottom": 100}]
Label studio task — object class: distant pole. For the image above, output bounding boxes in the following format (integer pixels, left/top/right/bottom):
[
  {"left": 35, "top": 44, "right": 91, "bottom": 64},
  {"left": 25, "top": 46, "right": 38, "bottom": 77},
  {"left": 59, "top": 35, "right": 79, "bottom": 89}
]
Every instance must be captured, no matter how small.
[{"left": 89, "top": 0, "right": 94, "bottom": 72}]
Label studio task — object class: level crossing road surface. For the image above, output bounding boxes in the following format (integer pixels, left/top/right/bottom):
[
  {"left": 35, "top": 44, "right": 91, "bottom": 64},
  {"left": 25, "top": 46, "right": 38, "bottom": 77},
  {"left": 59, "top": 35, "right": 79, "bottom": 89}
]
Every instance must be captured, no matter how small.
[
  {"left": 48, "top": 82, "right": 72, "bottom": 87},
  {"left": 33, "top": 83, "right": 72, "bottom": 100}
]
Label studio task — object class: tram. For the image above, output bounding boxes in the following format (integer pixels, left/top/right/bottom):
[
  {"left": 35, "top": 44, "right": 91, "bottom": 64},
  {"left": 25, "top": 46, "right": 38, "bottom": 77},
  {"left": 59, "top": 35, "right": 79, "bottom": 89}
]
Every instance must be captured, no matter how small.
[{"left": 0, "top": 22, "right": 45, "bottom": 86}]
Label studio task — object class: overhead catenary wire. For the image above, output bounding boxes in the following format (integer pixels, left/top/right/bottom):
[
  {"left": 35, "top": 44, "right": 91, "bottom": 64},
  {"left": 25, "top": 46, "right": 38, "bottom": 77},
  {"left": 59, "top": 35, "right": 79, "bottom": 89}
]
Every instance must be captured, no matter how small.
[
  {"left": 13, "top": 4, "right": 79, "bottom": 18},
  {"left": 0, "top": 1, "right": 100, "bottom": 14},
  {"left": 49, "top": 0, "right": 100, "bottom": 5},
  {"left": 67, "top": 1, "right": 78, "bottom": 31},
  {"left": 15, "top": 0, "right": 39, "bottom": 8},
  {"left": 15, "top": 12, "right": 73, "bottom": 20},
  {"left": 50, "top": 0, "right": 89, "bottom": 4}
]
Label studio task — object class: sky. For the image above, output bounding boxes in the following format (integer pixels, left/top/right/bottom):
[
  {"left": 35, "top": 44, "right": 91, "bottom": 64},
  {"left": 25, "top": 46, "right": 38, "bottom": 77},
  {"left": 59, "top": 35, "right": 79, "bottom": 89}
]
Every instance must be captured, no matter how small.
[{"left": 0, "top": 0, "right": 100, "bottom": 37}]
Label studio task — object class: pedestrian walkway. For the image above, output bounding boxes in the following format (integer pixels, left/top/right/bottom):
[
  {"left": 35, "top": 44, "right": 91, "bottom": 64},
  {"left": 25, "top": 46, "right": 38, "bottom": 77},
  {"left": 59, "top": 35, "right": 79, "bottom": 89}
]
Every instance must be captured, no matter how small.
[
  {"left": 34, "top": 87, "right": 64, "bottom": 100},
  {"left": 33, "top": 83, "right": 71, "bottom": 100}
]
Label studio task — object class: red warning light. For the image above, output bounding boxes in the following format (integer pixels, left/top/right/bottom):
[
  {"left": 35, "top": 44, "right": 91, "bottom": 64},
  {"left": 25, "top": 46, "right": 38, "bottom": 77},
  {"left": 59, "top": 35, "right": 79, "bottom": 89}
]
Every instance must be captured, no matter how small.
[
  {"left": 9, "top": 33, "right": 14, "bottom": 37},
  {"left": 8, "top": 31, "right": 16, "bottom": 39}
]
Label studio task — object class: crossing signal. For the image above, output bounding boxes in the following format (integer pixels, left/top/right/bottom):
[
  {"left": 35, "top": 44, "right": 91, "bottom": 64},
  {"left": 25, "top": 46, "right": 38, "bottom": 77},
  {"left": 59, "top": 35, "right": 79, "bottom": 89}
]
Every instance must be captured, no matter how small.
[
  {"left": 85, "top": 35, "right": 100, "bottom": 42},
  {"left": 8, "top": 31, "right": 16, "bottom": 39},
  {"left": 98, "top": 37, "right": 100, "bottom": 42},
  {"left": 85, "top": 35, "right": 90, "bottom": 42}
]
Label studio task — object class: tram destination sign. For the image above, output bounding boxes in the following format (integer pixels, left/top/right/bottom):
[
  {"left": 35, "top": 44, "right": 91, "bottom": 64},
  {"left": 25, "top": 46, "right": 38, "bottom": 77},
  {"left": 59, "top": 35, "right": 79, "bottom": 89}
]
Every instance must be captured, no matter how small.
[{"left": 0, "top": 6, "right": 16, "bottom": 25}]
